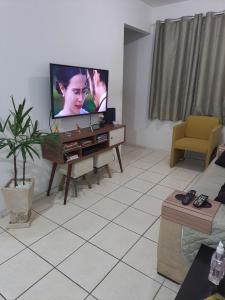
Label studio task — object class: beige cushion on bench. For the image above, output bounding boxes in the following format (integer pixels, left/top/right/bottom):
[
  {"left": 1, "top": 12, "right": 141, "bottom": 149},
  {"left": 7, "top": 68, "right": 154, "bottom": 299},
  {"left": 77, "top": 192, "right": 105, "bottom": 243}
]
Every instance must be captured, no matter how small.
[
  {"left": 94, "top": 149, "right": 114, "bottom": 168},
  {"left": 60, "top": 157, "right": 93, "bottom": 179}
]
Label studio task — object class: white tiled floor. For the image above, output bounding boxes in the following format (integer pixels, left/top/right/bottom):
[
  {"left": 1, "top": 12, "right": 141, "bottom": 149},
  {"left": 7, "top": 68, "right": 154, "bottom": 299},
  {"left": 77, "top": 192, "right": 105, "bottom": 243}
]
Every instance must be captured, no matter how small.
[
  {"left": 144, "top": 217, "right": 161, "bottom": 242},
  {"left": 0, "top": 144, "right": 203, "bottom": 300}
]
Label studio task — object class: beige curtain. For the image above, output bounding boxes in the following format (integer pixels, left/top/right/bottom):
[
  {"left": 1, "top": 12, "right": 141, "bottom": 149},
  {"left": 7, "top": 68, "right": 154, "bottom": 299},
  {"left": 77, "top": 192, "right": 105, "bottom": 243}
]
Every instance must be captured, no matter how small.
[
  {"left": 192, "top": 12, "right": 225, "bottom": 123},
  {"left": 149, "top": 12, "right": 225, "bottom": 123}
]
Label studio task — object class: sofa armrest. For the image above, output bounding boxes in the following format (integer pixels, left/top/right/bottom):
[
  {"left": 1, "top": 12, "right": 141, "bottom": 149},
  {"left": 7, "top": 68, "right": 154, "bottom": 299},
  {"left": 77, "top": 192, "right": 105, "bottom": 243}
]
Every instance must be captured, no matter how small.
[
  {"left": 209, "top": 125, "right": 222, "bottom": 150},
  {"left": 172, "top": 122, "right": 186, "bottom": 143}
]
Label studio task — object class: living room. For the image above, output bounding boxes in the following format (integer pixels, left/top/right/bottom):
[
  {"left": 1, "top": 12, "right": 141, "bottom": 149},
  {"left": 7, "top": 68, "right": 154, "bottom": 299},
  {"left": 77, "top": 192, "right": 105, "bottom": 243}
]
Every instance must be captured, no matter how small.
[{"left": 0, "top": 0, "right": 225, "bottom": 299}]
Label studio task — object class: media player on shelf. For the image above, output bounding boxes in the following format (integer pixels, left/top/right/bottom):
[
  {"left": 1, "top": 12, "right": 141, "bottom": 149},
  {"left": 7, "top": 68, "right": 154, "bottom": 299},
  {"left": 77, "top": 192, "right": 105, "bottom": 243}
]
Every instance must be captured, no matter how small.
[{"left": 103, "top": 108, "right": 115, "bottom": 124}]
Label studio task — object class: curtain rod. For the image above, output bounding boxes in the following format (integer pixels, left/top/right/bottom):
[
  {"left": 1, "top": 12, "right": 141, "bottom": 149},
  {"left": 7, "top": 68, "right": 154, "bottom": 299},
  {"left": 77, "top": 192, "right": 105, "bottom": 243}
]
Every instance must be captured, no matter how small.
[{"left": 151, "top": 9, "right": 225, "bottom": 25}]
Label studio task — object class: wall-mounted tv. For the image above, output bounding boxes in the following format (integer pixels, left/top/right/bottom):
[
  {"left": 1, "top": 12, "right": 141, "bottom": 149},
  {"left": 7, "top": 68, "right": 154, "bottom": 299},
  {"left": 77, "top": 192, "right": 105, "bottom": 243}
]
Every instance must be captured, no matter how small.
[{"left": 50, "top": 63, "right": 109, "bottom": 119}]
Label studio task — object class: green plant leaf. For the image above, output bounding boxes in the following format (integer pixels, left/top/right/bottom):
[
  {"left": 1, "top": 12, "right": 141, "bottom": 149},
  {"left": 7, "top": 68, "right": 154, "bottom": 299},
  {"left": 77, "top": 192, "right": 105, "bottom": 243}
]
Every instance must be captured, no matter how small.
[
  {"left": 21, "top": 117, "right": 31, "bottom": 134},
  {"left": 6, "top": 144, "right": 20, "bottom": 158},
  {"left": 26, "top": 145, "right": 40, "bottom": 158},
  {"left": 21, "top": 107, "right": 33, "bottom": 123},
  {"left": 0, "top": 96, "right": 52, "bottom": 182},
  {"left": 11, "top": 96, "right": 17, "bottom": 114},
  {"left": 0, "top": 142, "right": 9, "bottom": 150},
  {"left": 3, "top": 115, "right": 10, "bottom": 131},
  {"left": 21, "top": 145, "right": 26, "bottom": 160},
  {"left": 25, "top": 146, "right": 34, "bottom": 160}
]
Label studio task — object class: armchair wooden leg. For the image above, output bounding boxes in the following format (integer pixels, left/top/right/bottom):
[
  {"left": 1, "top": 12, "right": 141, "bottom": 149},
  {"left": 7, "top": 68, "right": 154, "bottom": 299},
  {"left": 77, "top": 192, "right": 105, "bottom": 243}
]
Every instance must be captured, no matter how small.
[
  {"left": 170, "top": 149, "right": 176, "bottom": 167},
  {"left": 170, "top": 149, "right": 185, "bottom": 167},
  {"left": 105, "top": 165, "right": 112, "bottom": 178},
  {"left": 205, "top": 152, "right": 211, "bottom": 169},
  {"left": 64, "top": 164, "right": 72, "bottom": 205}
]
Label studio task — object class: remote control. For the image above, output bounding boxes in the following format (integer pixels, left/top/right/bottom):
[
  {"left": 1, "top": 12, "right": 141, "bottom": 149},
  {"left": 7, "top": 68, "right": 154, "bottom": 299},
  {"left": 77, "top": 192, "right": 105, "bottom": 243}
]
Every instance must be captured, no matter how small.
[
  {"left": 193, "top": 194, "right": 208, "bottom": 208},
  {"left": 182, "top": 190, "right": 196, "bottom": 205}
]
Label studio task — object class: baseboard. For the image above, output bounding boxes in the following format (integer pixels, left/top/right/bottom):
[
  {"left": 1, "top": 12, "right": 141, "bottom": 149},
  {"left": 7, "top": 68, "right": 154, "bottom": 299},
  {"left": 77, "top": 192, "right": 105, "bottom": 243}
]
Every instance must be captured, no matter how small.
[
  {"left": 32, "top": 185, "right": 59, "bottom": 202},
  {"left": 0, "top": 208, "right": 9, "bottom": 218}
]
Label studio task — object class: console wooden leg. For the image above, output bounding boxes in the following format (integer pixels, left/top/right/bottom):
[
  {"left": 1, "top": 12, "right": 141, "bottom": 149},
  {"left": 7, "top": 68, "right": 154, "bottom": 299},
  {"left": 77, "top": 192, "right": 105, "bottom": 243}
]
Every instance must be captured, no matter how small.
[
  {"left": 64, "top": 164, "right": 72, "bottom": 205},
  {"left": 73, "top": 179, "right": 78, "bottom": 197},
  {"left": 59, "top": 175, "right": 66, "bottom": 191},
  {"left": 115, "top": 146, "right": 123, "bottom": 173},
  {"left": 84, "top": 174, "right": 92, "bottom": 189},
  {"left": 95, "top": 168, "right": 100, "bottom": 185},
  {"left": 47, "top": 162, "right": 57, "bottom": 196}
]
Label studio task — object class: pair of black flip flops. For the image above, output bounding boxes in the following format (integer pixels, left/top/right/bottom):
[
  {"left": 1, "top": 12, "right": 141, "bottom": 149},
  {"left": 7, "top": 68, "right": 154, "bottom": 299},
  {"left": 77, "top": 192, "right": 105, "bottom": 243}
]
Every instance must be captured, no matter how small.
[{"left": 175, "top": 190, "right": 212, "bottom": 208}]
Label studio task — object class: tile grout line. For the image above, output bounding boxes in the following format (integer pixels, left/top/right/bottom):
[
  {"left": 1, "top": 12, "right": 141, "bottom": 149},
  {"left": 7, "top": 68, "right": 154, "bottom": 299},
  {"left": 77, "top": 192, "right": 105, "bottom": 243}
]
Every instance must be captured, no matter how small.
[
  {"left": 82, "top": 155, "right": 176, "bottom": 296},
  {"left": 16, "top": 189, "right": 163, "bottom": 298},
  {"left": 15, "top": 269, "right": 55, "bottom": 300},
  {"left": 62, "top": 151, "right": 200, "bottom": 297},
  {"left": 0, "top": 158, "right": 146, "bottom": 226},
  {"left": 0, "top": 292, "right": 7, "bottom": 300},
  {"left": 0, "top": 147, "right": 192, "bottom": 299},
  {"left": 54, "top": 150, "right": 169, "bottom": 297},
  {"left": 0, "top": 187, "right": 130, "bottom": 268},
  {"left": 84, "top": 293, "right": 99, "bottom": 300},
  {"left": 87, "top": 217, "right": 165, "bottom": 296},
  {"left": 0, "top": 150, "right": 164, "bottom": 233},
  {"left": 14, "top": 222, "right": 106, "bottom": 299},
  {"left": 15, "top": 230, "right": 103, "bottom": 299},
  {"left": 162, "top": 283, "right": 180, "bottom": 294},
  {"left": 0, "top": 208, "right": 160, "bottom": 299},
  {"left": 0, "top": 157, "right": 164, "bottom": 269},
  {"left": 152, "top": 283, "right": 163, "bottom": 300},
  {"left": 86, "top": 193, "right": 168, "bottom": 294}
]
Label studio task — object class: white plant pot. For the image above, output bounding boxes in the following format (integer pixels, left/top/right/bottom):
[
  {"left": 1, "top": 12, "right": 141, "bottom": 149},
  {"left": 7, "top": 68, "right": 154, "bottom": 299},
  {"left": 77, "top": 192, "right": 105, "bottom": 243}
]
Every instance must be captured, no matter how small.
[{"left": 1, "top": 178, "right": 34, "bottom": 229}]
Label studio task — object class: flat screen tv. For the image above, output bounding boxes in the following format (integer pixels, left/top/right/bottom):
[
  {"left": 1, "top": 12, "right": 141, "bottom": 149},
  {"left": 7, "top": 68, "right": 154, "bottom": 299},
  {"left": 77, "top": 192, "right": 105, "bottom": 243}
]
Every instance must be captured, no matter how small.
[{"left": 50, "top": 63, "right": 109, "bottom": 119}]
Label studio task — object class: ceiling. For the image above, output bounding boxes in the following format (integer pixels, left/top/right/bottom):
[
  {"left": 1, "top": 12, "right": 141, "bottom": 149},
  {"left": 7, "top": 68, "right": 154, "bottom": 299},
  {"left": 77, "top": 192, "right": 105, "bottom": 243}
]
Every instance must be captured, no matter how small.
[{"left": 141, "top": 0, "right": 190, "bottom": 7}]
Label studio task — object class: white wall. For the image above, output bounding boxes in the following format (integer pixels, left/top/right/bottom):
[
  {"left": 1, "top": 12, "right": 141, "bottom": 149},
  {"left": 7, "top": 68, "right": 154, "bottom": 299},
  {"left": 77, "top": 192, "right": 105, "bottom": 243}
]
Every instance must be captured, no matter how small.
[
  {"left": 153, "top": 0, "right": 225, "bottom": 20},
  {"left": 0, "top": 0, "right": 152, "bottom": 213},
  {"left": 126, "top": 0, "right": 225, "bottom": 150}
]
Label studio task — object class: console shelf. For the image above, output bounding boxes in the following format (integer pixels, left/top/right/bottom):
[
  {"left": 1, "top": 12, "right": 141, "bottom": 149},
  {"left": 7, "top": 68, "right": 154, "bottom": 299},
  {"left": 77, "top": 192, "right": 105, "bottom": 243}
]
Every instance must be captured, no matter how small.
[{"left": 41, "top": 124, "right": 126, "bottom": 204}]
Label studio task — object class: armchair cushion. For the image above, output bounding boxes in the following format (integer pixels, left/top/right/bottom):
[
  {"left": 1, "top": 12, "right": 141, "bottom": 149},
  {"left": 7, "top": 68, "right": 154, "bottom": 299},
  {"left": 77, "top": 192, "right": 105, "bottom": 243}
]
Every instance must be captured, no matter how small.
[
  {"left": 170, "top": 115, "right": 221, "bottom": 168},
  {"left": 185, "top": 116, "right": 219, "bottom": 140},
  {"left": 175, "top": 138, "right": 209, "bottom": 153}
]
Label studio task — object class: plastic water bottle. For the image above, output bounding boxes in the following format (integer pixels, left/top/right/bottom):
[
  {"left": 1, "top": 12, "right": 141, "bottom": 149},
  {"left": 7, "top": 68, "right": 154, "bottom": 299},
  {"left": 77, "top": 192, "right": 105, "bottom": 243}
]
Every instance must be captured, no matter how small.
[{"left": 208, "top": 241, "right": 225, "bottom": 285}]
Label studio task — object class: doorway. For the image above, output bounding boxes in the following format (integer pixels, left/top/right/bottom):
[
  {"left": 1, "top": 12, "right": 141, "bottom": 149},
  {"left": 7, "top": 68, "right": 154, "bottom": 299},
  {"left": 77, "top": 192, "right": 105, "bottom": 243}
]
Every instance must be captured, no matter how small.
[{"left": 122, "top": 26, "right": 152, "bottom": 146}]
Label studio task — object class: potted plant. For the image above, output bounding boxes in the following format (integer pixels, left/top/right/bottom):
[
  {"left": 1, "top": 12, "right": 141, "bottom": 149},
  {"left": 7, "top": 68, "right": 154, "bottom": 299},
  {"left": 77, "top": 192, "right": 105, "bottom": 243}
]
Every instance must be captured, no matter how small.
[{"left": 0, "top": 97, "right": 47, "bottom": 228}]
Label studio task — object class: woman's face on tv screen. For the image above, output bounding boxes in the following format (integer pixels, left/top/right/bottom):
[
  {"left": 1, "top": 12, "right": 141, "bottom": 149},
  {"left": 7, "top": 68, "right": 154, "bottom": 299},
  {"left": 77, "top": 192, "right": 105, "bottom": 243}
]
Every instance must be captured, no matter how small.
[{"left": 62, "top": 74, "right": 87, "bottom": 114}]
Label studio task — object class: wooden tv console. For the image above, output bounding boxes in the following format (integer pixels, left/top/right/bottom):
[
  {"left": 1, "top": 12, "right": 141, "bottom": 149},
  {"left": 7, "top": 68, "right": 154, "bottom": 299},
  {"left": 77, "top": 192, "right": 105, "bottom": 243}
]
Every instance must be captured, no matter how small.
[{"left": 41, "top": 124, "right": 126, "bottom": 204}]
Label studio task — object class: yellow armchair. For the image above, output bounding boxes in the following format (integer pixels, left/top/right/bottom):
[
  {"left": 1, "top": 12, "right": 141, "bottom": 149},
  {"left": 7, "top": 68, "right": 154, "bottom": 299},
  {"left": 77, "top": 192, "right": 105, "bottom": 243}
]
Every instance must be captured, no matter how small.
[{"left": 170, "top": 116, "right": 221, "bottom": 168}]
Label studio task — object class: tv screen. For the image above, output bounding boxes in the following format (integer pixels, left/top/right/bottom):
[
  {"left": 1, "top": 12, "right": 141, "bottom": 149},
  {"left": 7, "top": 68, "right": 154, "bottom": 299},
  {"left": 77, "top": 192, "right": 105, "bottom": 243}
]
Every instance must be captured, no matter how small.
[{"left": 50, "top": 63, "right": 108, "bottom": 119}]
